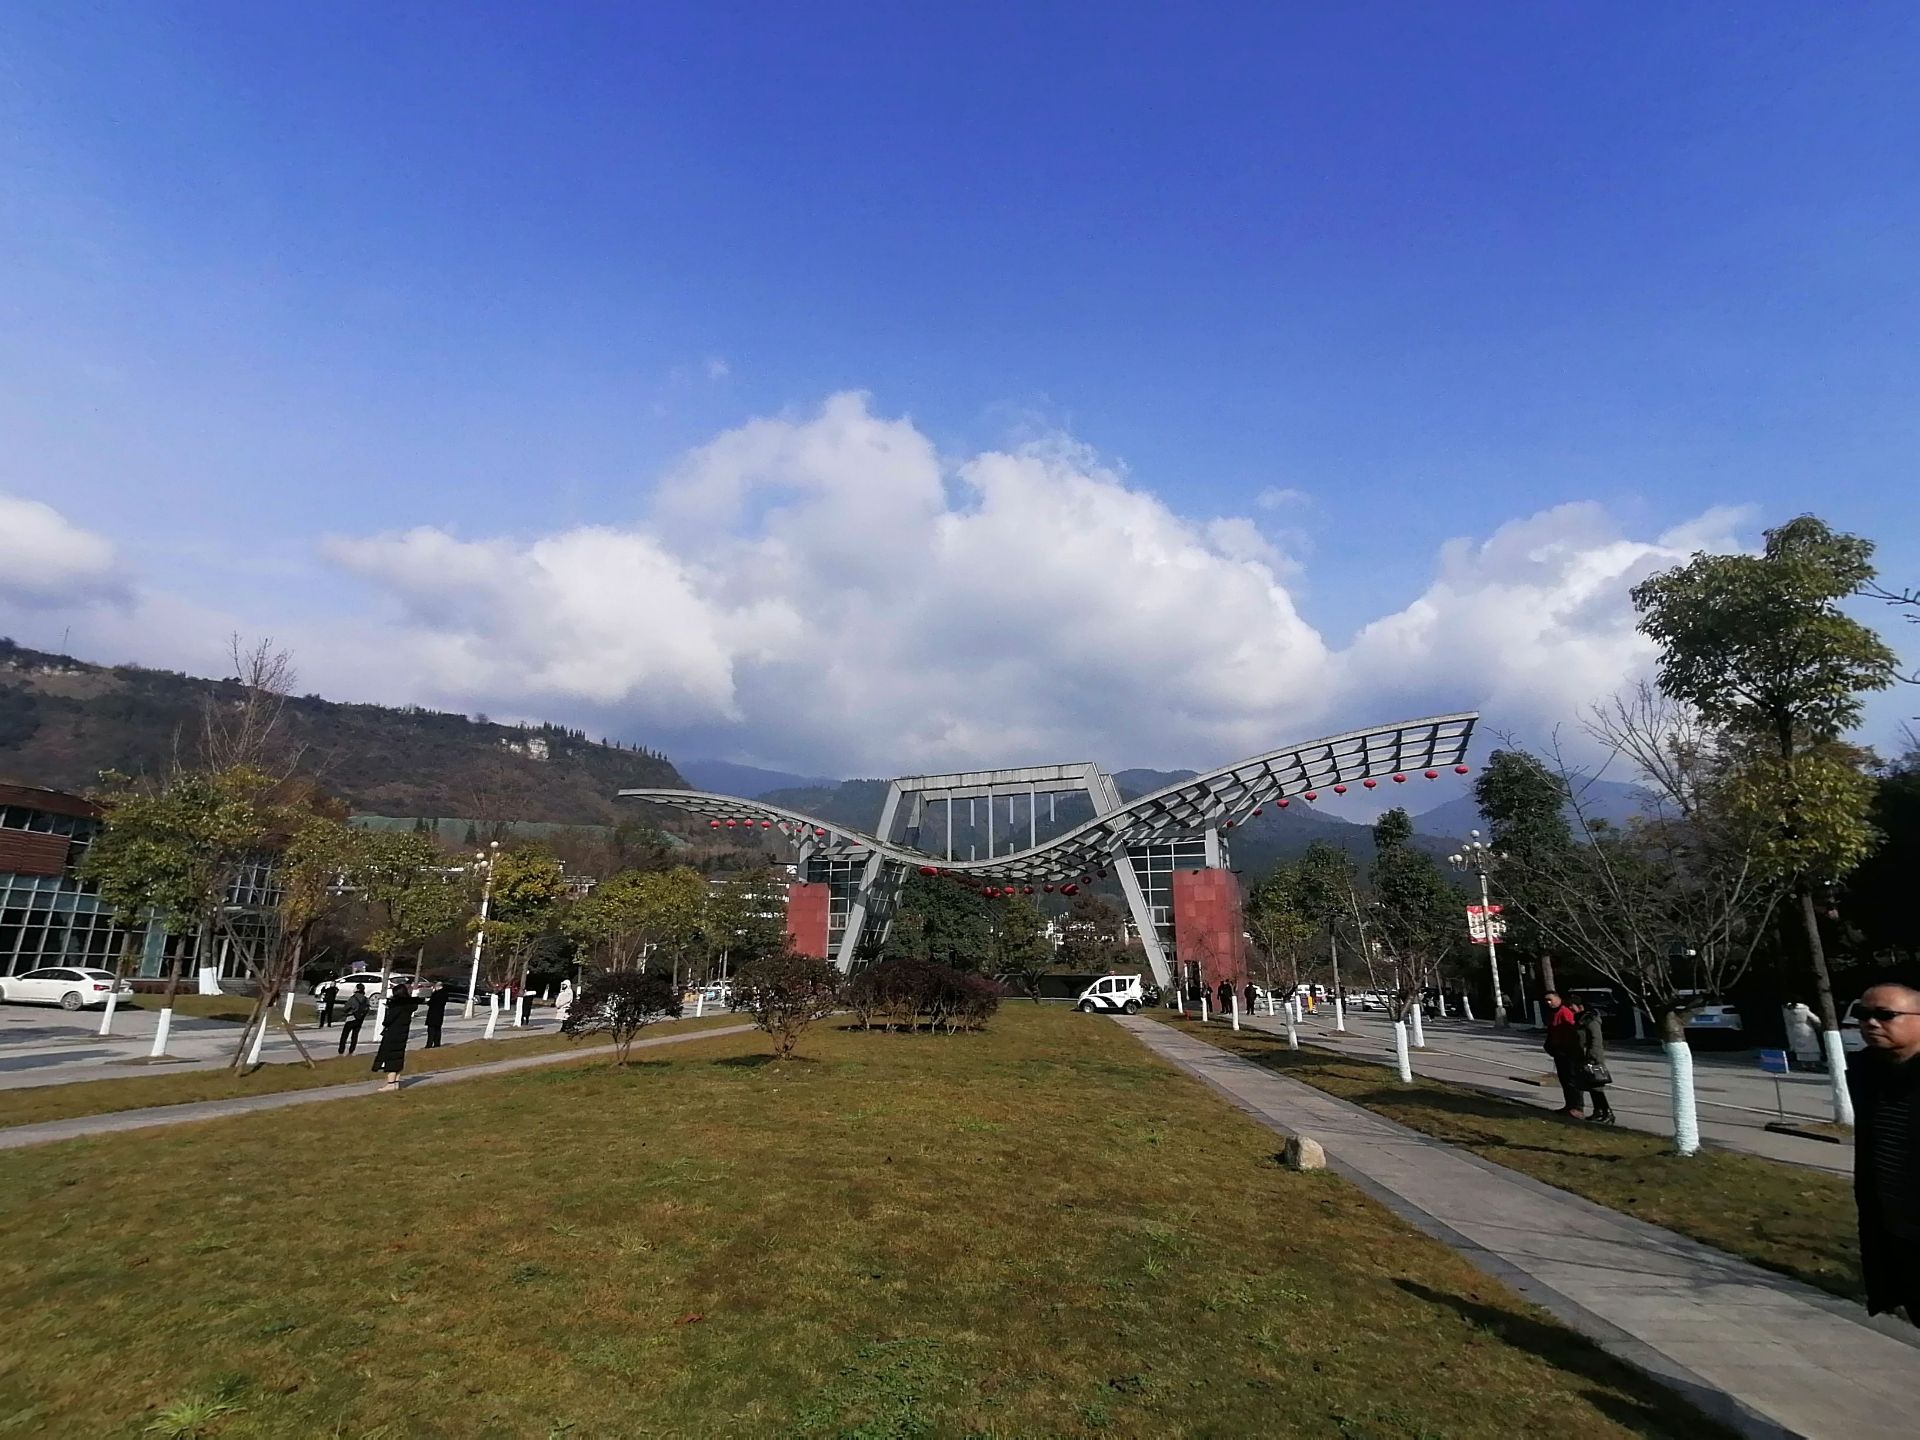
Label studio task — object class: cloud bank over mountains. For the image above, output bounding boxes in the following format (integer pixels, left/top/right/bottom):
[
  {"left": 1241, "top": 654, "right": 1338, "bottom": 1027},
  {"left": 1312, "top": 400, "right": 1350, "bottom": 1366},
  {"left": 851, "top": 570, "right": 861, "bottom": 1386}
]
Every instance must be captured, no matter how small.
[{"left": 1, "top": 392, "right": 1745, "bottom": 776}]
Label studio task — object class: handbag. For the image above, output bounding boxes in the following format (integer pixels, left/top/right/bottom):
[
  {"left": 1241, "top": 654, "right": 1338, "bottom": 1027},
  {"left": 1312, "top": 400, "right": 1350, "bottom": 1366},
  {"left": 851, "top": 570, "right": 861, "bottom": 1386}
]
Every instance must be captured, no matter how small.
[{"left": 1580, "top": 1060, "right": 1612, "bottom": 1087}]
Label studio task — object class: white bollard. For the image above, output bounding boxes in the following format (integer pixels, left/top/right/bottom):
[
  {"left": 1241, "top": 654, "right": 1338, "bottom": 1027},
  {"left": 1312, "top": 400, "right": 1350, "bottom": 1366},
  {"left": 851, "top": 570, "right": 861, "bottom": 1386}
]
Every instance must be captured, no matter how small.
[
  {"left": 1333, "top": 996, "right": 1347, "bottom": 1033},
  {"left": 1230, "top": 992, "right": 1240, "bottom": 1031},
  {"left": 484, "top": 994, "right": 500, "bottom": 1040},
  {"left": 98, "top": 988, "right": 121, "bottom": 1037},
  {"left": 1410, "top": 1003, "right": 1426, "bottom": 1050},
  {"left": 246, "top": 1013, "right": 268, "bottom": 1067},
  {"left": 1176, "top": 990, "right": 1185, "bottom": 1015},
  {"left": 149, "top": 1006, "right": 174, "bottom": 1059},
  {"left": 511, "top": 988, "right": 524, "bottom": 1027},
  {"left": 1200, "top": 996, "right": 1210, "bottom": 1024},
  {"left": 1393, "top": 1020, "right": 1414, "bottom": 1083},
  {"left": 1267, "top": 992, "right": 1276, "bottom": 1017},
  {"left": 1284, "top": 1006, "right": 1299, "bottom": 1050},
  {"left": 696, "top": 993, "right": 705, "bottom": 1019}
]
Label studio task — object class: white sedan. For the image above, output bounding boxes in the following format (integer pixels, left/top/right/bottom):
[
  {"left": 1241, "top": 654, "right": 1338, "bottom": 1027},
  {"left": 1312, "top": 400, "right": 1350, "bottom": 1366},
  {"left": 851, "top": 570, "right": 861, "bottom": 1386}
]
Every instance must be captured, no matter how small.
[{"left": 0, "top": 967, "right": 133, "bottom": 1010}]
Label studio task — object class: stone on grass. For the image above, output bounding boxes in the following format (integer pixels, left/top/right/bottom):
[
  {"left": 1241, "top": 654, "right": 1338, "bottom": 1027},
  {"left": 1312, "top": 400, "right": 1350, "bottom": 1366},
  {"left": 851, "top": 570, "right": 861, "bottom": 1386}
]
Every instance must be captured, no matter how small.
[{"left": 1284, "top": 1135, "right": 1326, "bottom": 1171}]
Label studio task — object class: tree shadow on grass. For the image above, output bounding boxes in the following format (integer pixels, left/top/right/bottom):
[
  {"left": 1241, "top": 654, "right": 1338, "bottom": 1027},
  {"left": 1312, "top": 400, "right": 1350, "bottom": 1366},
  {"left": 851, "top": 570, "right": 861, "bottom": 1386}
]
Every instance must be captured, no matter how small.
[
  {"left": 712, "top": 1053, "right": 818, "bottom": 1070},
  {"left": 1348, "top": 1086, "right": 1635, "bottom": 1162},
  {"left": 1392, "top": 1279, "right": 1735, "bottom": 1438}
]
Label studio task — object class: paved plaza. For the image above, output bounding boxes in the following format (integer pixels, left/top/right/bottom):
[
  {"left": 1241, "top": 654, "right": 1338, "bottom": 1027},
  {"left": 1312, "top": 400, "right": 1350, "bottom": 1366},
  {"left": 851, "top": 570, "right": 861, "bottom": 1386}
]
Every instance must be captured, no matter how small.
[{"left": 1124, "top": 1017, "right": 1915, "bottom": 1440}]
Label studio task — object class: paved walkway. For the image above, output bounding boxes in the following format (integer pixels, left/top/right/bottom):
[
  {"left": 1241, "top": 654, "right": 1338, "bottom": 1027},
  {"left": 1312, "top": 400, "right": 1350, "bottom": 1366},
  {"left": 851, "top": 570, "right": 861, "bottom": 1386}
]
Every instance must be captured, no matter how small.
[
  {"left": 1121, "top": 1016, "right": 1914, "bottom": 1440},
  {"left": 0, "top": 1023, "right": 754, "bottom": 1151},
  {"left": 1248, "top": 1008, "right": 1851, "bottom": 1174}
]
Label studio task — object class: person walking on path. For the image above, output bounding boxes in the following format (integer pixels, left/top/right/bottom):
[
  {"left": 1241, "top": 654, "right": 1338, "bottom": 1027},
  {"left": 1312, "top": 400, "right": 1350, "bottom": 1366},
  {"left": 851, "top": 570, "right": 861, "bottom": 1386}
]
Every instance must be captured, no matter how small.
[
  {"left": 371, "top": 981, "right": 421, "bottom": 1092},
  {"left": 1785, "top": 1000, "right": 1823, "bottom": 1068},
  {"left": 1847, "top": 972, "right": 1920, "bottom": 1326},
  {"left": 318, "top": 978, "right": 338, "bottom": 1029},
  {"left": 1574, "top": 999, "right": 1616, "bottom": 1124},
  {"left": 337, "top": 983, "right": 370, "bottom": 1056},
  {"left": 1543, "top": 991, "right": 1586, "bottom": 1118},
  {"left": 554, "top": 978, "right": 574, "bottom": 1027},
  {"left": 422, "top": 979, "right": 449, "bottom": 1049}
]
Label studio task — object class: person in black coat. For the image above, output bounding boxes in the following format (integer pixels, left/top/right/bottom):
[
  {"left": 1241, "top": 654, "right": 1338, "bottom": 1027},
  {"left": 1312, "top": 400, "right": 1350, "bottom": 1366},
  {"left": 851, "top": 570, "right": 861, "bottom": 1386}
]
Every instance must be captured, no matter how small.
[
  {"left": 318, "top": 978, "right": 339, "bottom": 1028},
  {"left": 371, "top": 983, "right": 421, "bottom": 1092},
  {"left": 423, "top": 980, "right": 449, "bottom": 1049},
  {"left": 1216, "top": 979, "right": 1234, "bottom": 1015},
  {"left": 1574, "top": 1001, "right": 1615, "bottom": 1124},
  {"left": 337, "top": 983, "right": 370, "bottom": 1055},
  {"left": 1847, "top": 974, "right": 1920, "bottom": 1326}
]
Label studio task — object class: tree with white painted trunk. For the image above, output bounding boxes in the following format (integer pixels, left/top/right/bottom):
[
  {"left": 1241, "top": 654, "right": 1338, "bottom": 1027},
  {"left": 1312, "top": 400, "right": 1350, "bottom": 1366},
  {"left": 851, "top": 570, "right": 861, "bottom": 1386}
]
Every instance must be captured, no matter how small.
[
  {"left": 1246, "top": 866, "right": 1317, "bottom": 1034},
  {"left": 1364, "top": 809, "right": 1462, "bottom": 1083},
  {"left": 1506, "top": 689, "right": 1781, "bottom": 1155},
  {"left": 1633, "top": 515, "right": 1896, "bottom": 1127}
]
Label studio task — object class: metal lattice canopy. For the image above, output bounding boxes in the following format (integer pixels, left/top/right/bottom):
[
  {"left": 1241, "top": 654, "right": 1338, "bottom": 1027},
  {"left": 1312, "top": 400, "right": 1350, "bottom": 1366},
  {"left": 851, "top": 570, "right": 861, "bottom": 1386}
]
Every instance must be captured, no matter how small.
[{"left": 620, "top": 711, "right": 1478, "bottom": 884}]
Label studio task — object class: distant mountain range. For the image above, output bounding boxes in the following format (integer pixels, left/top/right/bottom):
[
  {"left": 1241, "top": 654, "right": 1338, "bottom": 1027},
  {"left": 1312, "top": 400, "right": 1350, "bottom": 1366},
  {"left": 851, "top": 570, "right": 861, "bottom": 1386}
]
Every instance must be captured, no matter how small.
[
  {"left": 678, "top": 758, "right": 838, "bottom": 799},
  {"left": 0, "top": 639, "right": 685, "bottom": 825},
  {"left": 1408, "top": 778, "right": 1655, "bottom": 844}
]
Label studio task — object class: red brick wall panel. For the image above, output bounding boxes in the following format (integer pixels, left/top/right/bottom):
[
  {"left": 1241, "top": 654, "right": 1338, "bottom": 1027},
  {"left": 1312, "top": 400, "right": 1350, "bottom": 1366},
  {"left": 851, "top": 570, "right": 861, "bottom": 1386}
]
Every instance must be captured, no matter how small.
[
  {"left": 785, "top": 883, "right": 830, "bottom": 960},
  {"left": 1172, "top": 868, "right": 1248, "bottom": 994}
]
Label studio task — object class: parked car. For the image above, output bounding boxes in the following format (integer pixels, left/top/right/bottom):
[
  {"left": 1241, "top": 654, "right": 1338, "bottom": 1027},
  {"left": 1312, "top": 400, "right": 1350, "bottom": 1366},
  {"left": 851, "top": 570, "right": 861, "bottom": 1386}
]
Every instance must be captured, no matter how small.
[
  {"left": 1076, "top": 974, "right": 1147, "bottom": 1014},
  {"left": 312, "top": 971, "right": 416, "bottom": 1000},
  {"left": 1682, "top": 1001, "right": 1744, "bottom": 1048},
  {"left": 1841, "top": 999, "right": 1866, "bottom": 1054},
  {"left": 0, "top": 967, "right": 133, "bottom": 1010}
]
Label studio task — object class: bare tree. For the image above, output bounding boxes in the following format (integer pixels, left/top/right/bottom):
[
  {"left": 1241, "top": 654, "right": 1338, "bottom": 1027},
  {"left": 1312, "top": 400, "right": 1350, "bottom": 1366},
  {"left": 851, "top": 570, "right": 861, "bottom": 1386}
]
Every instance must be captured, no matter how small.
[
  {"left": 1507, "top": 684, "right": 1782, "bottom": 1154},
  {"left": 201, "top": 636, "right": 300, "bottom": 776}
]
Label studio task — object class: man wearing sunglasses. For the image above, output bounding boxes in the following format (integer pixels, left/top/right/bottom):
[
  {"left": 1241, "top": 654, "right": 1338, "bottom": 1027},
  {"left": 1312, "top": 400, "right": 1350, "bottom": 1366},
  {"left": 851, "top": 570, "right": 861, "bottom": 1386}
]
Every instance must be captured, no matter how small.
[{"left": 1849, "top": 973, "right": 1920, "bottom": 1326}]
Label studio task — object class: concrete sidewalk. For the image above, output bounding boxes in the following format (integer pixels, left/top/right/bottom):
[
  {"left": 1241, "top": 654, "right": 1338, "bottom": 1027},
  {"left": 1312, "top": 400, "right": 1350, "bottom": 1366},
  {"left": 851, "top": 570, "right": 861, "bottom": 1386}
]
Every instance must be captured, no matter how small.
[
  {"left": 0, "top": 1023, "right": 753, "bottom": 1151},
  {"left": 1121, "top": 1016, "right": 1914, "bottom": 1440}
]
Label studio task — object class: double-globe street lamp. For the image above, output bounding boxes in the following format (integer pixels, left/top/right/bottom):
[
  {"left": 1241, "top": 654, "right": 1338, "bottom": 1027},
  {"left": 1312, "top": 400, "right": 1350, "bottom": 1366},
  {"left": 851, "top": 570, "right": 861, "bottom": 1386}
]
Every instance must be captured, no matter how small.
[
  {"left": 464, "top": 840, "right": 502, "bottom": 1019},
  {"left": 1448, "top": 831, "right": 1509, "bottom": 1028}
]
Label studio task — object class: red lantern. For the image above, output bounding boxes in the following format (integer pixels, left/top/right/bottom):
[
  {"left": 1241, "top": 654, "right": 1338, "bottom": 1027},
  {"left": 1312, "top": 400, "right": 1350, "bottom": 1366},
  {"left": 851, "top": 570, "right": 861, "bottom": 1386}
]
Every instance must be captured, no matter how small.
[
  {"left": 1363, "top": 778, "right": 1377, "bottom": 789},
  {"left": 815, "top": 827, "right": 827, "bottom": 836},
  {"left": 1333, "top": 784, "right": 1347, "bottom": 795},
  {"left": 761, "top": 820, "right": 772, "bottom": 829},
  {"left": 1424, "top": 770, "right": 1439, "bottom": 779},
  {"left": 1044, "top": 884, "right": 1055, "bottom": 893},
  {"left": 1251, "top": 808, "right": 1262, "bottom": 817},
  {"left": 1304, "top": 791, "right": 1318, "bottom": 801},
  {"left": 709, "top": 820, "right": 720, "bottom": 828},
  {"left": 1062, "top": 884, "right": 1079, "bottom": 896},
  {"left": 1025, "top": 886, "right": 1034, "bottom": 895},
  {"left": 1277, "top": 798, "right": 1290, "bottom": 808},
  {"left": 1224, "top": 819, "right": 1235, "bottom": 829},
  {"left": 1455, "top": 765, "right": 1470, "bottom": 775},
  {"left": 725, "top": 820, "right": 736, "bottom": 828},
  {"left": 918, "top": 866, "right": 937, "bottom": 876},
  {"left": 1392, "top": 774, "right": 1406, "bottom": 783}
]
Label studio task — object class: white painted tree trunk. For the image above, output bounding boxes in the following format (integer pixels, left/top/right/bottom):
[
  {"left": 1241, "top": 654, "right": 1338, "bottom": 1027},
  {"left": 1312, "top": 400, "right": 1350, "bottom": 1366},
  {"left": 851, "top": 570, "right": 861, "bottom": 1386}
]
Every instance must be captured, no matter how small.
[
  {"left": 1633, "top": 1009, "right": 1647, "bottom": 1042},
  {"left": 1284, "top": 1007, "right": 1299, "bottom": 1049},
  {"left": 148, "top": 1007, "right": 174, "bottom": 1058},
  {"left": 246, "top": 1013, "right": 268, "bottom": 1067},
  {"left": 1663, "top": 1039, "right": 1702, "bottom": 1157},
  {"left": 197, "top": 965, "right": 221, "bottom": 996},
  {"left": 1199, "top": 996, "right": 1209, "bottom": 1024},
  {"left": 98, "top": 990, "right": 120, "bottom": 1037},
  {"left": 1175, "top": 991, "right": 1185, "bottom": 1015},
  {"left": 1230, "top": 993, "right": 1240, "bottom": 1031},
  {"left": 511, "top": 987, "right": 524, "bottom": 1027},
  {"left": 695, "top": 993, "right": 705, "bottom": 1018},
  {"left": 1822, "top": 1029, "right": 1855, "bottom": 1126},
  {"left": 1410, "top": 1004, "right": 1426, "bottom": 1049},
  {"left": 1333, "top": 996, "right": 1347, "bottom": 1032},
  {"left": 1392, "top": 1020, "right": 1413, "bottom": 1083},
  {"left": 1461, "top": 994, "right": 1474, "bottom": 1021},
  {"left": 1434, "top": 990, "right": 1447, "bottom": 1018},
  {"left": 282, "top": 988, "right": 296, "bottom": 1022},
  {"left": 374, "top": 996, "right": 388, "bottom": 1043}
]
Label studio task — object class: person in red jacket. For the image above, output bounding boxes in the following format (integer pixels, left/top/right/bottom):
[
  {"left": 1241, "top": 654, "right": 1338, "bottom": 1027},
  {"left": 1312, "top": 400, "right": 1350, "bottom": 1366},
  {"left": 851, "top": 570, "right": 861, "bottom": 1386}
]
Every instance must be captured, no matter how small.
[{"left": 1543, "top": 991, "right": 1585, "bottom": 1118}]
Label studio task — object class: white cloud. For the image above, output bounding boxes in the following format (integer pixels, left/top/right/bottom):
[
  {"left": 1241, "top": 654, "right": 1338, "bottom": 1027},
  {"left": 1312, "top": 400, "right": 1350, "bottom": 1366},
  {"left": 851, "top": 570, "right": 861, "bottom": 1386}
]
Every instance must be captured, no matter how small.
[
  {"left": 1254, "top": 485, "right": 1310, "bottom": 510},
  {"left": 0, "top": 493, "right": 124, "bottom": 608},
  {"left": 308, "top": 395, "right": 1738, "bottom": 774},
  {"left": 704, "top": 357, "right": 731, "bottom": 381}
]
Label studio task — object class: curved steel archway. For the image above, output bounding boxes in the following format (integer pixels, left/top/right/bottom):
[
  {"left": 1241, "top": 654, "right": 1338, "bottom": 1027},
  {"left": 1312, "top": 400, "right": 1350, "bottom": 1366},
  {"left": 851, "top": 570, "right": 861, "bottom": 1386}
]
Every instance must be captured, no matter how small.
[{"left": 619, "top": 712, "right": 1479, "bottom": 888}]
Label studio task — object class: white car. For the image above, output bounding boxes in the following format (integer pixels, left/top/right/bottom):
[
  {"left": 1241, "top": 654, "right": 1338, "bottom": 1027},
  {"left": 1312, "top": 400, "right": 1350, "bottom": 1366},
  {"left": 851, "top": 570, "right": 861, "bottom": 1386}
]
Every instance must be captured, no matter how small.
[
  {"left": 1076, "top": 974, "right": 1147, "bottom": 1014},
  {"left": 1841, "top": 999, "right": 1866, "bottom": 1054},
  {"left": 0, "top": 967, "right": 133, "bottom": 1010},
  {"left": 313, "top": 972, "right": 415, "bottom": 1000}
]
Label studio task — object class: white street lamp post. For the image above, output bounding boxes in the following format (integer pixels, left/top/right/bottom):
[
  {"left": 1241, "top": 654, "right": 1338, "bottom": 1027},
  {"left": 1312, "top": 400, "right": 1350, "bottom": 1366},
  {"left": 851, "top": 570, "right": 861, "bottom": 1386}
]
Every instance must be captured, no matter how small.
[
  {"left": 464, "top": 841, "right": 500, "bottom": 1020},
  {"left": 1450, "top": 833, "right": 1508, "bottom": 1027}
]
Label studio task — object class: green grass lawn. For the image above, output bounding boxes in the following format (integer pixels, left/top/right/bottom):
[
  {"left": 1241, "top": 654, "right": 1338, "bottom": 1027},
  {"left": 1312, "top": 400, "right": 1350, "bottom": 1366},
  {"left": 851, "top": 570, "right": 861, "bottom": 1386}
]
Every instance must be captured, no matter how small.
[
  {"left": 0, "top": 1006, "right": 1715, "bottom": 1439},
  {"left": 1159, "top": 1015, "right": 1861, "bottom": 1303},
  {"left": 0, "top": 1014, "right": 746, "bottom": 1131}
]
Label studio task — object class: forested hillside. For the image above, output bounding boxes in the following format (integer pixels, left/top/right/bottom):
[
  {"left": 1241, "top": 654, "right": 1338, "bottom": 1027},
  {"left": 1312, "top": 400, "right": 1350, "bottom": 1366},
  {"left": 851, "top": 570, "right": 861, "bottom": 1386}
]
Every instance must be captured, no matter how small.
[{"left": 0, "top": 639, "right": 685, "bottom": 824}]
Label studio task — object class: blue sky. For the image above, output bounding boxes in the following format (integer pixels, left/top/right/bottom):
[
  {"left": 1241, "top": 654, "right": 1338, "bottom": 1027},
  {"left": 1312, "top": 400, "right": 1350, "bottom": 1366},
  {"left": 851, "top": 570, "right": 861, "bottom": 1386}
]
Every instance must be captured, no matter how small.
[{"left": 2, "top": 3, "right": 1917, "bottom": 777}]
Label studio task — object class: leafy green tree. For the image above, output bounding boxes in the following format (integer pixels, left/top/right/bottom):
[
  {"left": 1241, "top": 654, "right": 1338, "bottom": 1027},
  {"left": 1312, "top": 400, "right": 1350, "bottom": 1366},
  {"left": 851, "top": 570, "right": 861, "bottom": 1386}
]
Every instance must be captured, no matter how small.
[
  {"left": 1246, "top": 865, "right": 1316, "bottom": 1002},
  {"left": 702, "top": 871, "right": 787, "bottom": 981},
  {"left": 1368, "top": 809, "right": 1463, "bottom": 1077},
  {"left": 481, "top": 847, "right": 570, "bottom": 998},
  {"left": 1057, "top": 892, "right": 1131, "bottom": 974},
  {"left": 885, "top": 874, "right": 995, "bottom": 969},
  {"left": 359, "top": 830, "right": 468, "bottom": 975},
  {"left": 1293, "top": 841, "right": 1362, "bottom": 1010},
  {"left": 1473, "top": 749, "right": 1573, "bottom": 994},
  {"left": 990, "top": 895, "right": 1053, "bottom": 1000},
  {"left": 1633, "top": 514, "right": 1895, "bottom": 1112},
  {"left": 1845, "top": 746, "right": 1920, "bottom": 964}
]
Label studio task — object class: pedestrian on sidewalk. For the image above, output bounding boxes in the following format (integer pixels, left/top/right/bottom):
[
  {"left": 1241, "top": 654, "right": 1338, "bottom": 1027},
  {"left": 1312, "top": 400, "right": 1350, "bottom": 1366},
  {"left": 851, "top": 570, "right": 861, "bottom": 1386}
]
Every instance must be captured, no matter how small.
[
  {"left": 1784, "top": 1000, "right": 1823, "bottom": 1068},
  {"left": 1216, "top": 979, "right": 1233, "bottom": 1016},
  {"left": 371, "top": 981, "right": 421, "bottom": 1092},
  {"left": 1848, "top": 972, "right": 1920, "bottom": 1326},
  {"left": 554, "top": 978, "right": 574, "bottom": 1026},
  {"left": 1574, "top": 999, "right": 1616, "bottom": 1124},
  {"left": 1543, "top": 991, "right": 1586, "bottom": 1118},
  {"left": 423, "top": 979, "right": 449, "bottom": 1049},
  {"left": 318, "top": 977, "right": 338, "bottom": 1028},
  {"left": 1243, "top": 981, "right": 1257, "bottom": 1015},
  {"left": 337, "top": 983, "right": 369, "bottom": 1055}
]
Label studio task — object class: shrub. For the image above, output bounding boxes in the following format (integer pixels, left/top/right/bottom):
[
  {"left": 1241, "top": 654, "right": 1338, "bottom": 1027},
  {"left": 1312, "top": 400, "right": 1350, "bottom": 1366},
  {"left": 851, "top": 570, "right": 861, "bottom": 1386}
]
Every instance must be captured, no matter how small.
[
  {"left": 843, "top": 957, "right": 1002, "bottom": 1034},
  {"left": 560, "top": 969, "right": 682, "bottom": 1065},
  {"left": 733, "top": 947, "right": 842, "bottom": 1058}
]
